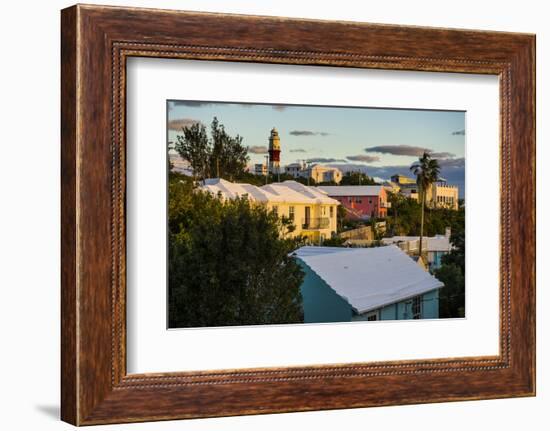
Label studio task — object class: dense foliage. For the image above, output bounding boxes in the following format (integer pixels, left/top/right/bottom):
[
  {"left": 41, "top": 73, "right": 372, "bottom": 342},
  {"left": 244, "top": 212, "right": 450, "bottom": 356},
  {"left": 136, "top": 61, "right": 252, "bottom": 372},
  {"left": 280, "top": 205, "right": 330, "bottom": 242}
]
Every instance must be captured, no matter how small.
[
  {"left": 386, "top": 194, "right": 465, "bottom": 238},
  {"left": 434, "top": 229, "right": 466, "bottom": 318},
  {"left": 386, "top": 184, "right": 465, "bottom": 318},
  {"left": 410, "top": 152, "right": 441, "bottom": 257},
  {"left": 175, "top": 117, "right": 249, "bottom": 181},
  {"left": 339, "top": 171, "right": 378, "bottom": 186},
  {"left": 168, "top": 174, "right": 305, "bottom": 328}
]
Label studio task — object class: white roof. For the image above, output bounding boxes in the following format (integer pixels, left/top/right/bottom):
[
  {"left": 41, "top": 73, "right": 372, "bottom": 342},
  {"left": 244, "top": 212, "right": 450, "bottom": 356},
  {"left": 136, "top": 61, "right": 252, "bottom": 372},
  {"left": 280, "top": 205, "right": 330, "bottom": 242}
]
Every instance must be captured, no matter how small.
[
  {"left": 200, "top": 178, "right": 339, "bottom": 205},
  {"left": 381, "top": 235, "right": 451, "bottom": 252},
  {"left": 310, "top": 164, "right": 341, "bottom": 172},
  {"left": 293, "top": 245, "right": 444, "bottom": 314},
  {"left": 316, "top": 185, "right": 384, "bottom": 197},
  {"left": 169, "top": 154, "right": 194, "bottom": 176}
]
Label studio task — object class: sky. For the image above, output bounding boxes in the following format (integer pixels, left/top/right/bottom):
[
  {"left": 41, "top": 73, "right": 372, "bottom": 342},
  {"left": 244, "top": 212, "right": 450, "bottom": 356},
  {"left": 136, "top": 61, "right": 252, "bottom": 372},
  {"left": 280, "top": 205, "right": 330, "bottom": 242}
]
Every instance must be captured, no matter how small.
[{"left": 167, "top": 100, "right": 466, "bottom": 197}]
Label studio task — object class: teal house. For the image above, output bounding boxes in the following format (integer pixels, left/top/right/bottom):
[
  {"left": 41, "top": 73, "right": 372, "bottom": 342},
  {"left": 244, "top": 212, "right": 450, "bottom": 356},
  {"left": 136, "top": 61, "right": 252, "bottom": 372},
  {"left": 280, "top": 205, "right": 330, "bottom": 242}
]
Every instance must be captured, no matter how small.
[{"left": 293, "top": 245, "right": 444, "bottom": 322}]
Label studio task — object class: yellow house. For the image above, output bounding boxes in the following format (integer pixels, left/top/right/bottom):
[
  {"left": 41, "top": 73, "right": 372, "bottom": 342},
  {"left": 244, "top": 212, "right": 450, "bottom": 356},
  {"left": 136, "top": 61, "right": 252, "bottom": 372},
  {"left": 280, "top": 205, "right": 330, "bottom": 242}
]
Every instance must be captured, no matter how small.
[
  {"left": 199, "top": 178, "right": 339, "bottom": 243},
  {"left": 390, "top": 174, "right": 459, "bottom": 210},
  {"left": 430, "top": 181, "right": 459, "bottom": 210},
  {"left": 307, "top": 164, "right": 343, "bottom": 184}
]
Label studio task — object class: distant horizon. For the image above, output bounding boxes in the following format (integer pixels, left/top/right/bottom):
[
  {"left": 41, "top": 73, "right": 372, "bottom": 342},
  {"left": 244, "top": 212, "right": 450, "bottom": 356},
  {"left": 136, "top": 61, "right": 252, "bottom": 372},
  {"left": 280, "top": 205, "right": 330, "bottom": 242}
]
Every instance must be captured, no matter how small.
[{"left": 167, "top": 100, "right": 465, "bottom": 197}]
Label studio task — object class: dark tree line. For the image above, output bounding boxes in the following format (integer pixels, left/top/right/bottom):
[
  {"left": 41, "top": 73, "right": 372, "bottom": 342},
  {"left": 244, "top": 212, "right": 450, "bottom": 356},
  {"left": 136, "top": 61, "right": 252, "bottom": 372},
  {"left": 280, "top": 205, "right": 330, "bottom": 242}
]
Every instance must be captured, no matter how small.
[
  {"left": 385, "top": 188, "right": 465, "bottom": 318},
  {"left": 434, "top": 229, "right": 465, "bottom": 318},
  {"left": 168, "top": 174, "right": 305, "bottom": 328},
  {"left": 386, "top": 194, "right": 465, "bottom": 239},
  {"left": 339, "top": 171, "right": 378, "bottom": 186}
]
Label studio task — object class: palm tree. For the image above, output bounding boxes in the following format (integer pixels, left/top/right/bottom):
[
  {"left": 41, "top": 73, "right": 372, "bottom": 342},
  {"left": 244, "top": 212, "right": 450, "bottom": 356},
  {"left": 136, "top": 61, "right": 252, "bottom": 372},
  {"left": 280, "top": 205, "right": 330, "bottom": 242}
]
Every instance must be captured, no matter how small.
[{"left": 410, "top": 152, "right": 441, "bottom": 258}]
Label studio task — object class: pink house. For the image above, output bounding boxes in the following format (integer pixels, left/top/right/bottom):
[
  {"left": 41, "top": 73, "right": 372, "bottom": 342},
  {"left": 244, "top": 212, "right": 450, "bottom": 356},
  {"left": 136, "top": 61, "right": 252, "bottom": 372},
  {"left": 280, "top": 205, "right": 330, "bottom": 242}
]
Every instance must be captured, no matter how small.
[{"left": 316, "top": 185, "right": 389, "bottom": 219}]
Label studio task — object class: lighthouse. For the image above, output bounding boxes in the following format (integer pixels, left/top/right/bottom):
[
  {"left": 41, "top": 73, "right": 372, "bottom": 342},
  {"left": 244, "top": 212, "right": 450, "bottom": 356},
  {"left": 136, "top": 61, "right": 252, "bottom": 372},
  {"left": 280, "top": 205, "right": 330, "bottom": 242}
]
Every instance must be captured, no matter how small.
[{"left": 268, "top": 127, "right": 281, "bottom": 175}]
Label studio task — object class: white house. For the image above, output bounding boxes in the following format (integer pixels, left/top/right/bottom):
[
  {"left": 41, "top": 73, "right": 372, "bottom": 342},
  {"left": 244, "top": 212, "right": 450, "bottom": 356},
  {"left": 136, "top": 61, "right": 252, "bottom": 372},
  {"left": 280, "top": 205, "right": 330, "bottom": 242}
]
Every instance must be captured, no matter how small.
[
  {"left": 381, "top": 228, "right": 453, "bottom": 270},
  {"left": 199, "top": 178, "right": 340, "bottom": 243}
]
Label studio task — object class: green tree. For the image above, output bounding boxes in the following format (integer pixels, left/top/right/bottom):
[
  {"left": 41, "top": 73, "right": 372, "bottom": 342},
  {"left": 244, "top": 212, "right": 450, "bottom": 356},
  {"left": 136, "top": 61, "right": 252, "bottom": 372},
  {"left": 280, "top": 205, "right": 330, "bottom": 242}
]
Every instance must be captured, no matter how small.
[
  {"left": 174, "top": 117, "right": 249, "bottom": 181},
  {"left": 434, "top": 228, "right": 465, "bottom": 318},
  {"left": 340, "top": 171, "right": 378, "bottom": 186},
  {"left": 387, "top": 191, "right": 405, "bottom": 235},
  {"left": 410, "top": 152, "right": 441, "bottom": 258},
  {"left": 174, "top": 122, "right": 210, "bottom": 180},
  {"left": 168, "top": 178, "right": 305, "bottom": 328},
  {"left": 336, "top": 204, "right": 348, "bottom": 233},
  {"left": 385, "top": 196, "right": 464, "bottom": 239},
  {"left": 322, "top": 236, "right": 346, "bottom": 247},
  {"left": 434, "top": 263, "right": 465, "bottom": 318}
]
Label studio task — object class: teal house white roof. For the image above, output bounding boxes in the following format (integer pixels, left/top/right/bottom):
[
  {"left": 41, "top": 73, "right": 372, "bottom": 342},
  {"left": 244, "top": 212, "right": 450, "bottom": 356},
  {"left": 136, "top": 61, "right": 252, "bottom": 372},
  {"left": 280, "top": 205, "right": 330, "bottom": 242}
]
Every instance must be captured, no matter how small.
[{"left": 293, "top": 245, "right": 444, "bottom": 314}]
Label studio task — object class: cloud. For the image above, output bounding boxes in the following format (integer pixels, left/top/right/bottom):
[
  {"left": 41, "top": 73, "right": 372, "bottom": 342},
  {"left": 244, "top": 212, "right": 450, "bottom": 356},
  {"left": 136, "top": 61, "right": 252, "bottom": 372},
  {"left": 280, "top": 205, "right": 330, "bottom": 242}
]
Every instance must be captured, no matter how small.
[
  {"left": 170, "top": 101, "right": 291, "bottom": 112},
  {"left": 289, "top": 130, "right": 330, "bottom": 136},
  {"left": 452, "top": 129, "right": 466, "bottom": 135},
  {"left": 437, "top": 157, "right": 465, "bottom": 168},
  {"left": 430, "top": 151, "right": 456, "bottom": 159},
  {"left": 248, "top": 145, "right": 268, "bottom": 154},
  {"left": 170, "top": 101, "right": 214, "bottom": 108},
  {"left": 306, "top": 157, "right": 346, "bottom": 163},
  {"left": 167, "top": 118, "right": 202, "bottom": 131},
  {"left": 364, "top": 145, "right": 432, "bottom": 157},
  {"left": 328, "top": 159, "right": 465, "bottom": 197},
  {"left": 327, "top": 163, "right": 370, "bottom": 174},
  {"left": 290, "top": 148, "right": 307, "bottom": 153},
  {"left": 364, "top": 145, "right": 456, "bottom": 159},
  {"left": 346, "top": 155, "right": 380, "bottom": 163}
]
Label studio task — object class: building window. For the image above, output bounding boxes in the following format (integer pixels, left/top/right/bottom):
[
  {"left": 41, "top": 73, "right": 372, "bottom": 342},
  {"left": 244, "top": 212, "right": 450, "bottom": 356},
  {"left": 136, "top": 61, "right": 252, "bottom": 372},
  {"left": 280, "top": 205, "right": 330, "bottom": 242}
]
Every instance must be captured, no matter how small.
[
  {"left": 412, "top": 296, "right": 422, "bottom": 319},
  {"left": 289, "top": 206, "right": 295, "bottom": 221},
  {"left": 330, "top": 206, "right": 334, "bottom": 218},
  {"left": 322, "top": 206, "right": 326, "bottom": 216},
  {"left": 272, "top": 205, "right": 278, "bottom": 216},
  {"left": 366, "top": 311, "right": 378, "bottom": 321},
  {"left": 356, "top": 198, "right": 362, "bottom": 203}
]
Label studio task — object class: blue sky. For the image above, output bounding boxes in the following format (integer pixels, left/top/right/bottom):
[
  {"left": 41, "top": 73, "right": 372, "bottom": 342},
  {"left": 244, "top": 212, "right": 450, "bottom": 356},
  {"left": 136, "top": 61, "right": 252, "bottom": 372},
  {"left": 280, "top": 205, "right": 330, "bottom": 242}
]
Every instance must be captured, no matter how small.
[{"left": 167, "top": 100, "right": 466, "bottom": 197}]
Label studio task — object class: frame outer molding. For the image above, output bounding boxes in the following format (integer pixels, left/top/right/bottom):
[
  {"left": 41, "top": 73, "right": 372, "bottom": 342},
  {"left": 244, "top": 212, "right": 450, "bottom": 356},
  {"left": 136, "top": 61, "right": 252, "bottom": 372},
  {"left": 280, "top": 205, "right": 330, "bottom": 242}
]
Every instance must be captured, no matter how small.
[{"left": 61, "top": 4, "right": 535, "bottom": 426}]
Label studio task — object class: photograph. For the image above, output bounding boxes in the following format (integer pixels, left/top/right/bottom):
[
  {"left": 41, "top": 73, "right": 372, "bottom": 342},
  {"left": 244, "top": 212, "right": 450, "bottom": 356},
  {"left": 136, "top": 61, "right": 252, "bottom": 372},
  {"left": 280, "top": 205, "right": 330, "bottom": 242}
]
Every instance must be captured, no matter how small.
[{"left": 167, "top": 101, "right": 466, "bottom": 328}]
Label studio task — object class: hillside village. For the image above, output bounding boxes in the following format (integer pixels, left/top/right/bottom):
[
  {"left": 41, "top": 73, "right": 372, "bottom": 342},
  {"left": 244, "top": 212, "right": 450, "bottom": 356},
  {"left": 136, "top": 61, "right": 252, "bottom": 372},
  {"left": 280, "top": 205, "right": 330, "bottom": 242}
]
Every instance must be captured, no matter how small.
[{"left": 168, "top": 119, "right": 465, "bottom": 328}]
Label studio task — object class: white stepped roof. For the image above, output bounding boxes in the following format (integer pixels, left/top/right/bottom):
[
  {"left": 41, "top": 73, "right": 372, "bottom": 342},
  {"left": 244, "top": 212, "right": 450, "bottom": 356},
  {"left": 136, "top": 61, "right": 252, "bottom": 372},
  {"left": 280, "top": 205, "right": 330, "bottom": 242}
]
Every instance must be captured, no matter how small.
[
  {"left": 200, "top": 178, "right": 339, "bottom": 205},
  {"left": 316, "top": 185, "right": 384, "bottom": 197},
  {"left": 293, "top": 245, "right": 444, "bottom": 314}
]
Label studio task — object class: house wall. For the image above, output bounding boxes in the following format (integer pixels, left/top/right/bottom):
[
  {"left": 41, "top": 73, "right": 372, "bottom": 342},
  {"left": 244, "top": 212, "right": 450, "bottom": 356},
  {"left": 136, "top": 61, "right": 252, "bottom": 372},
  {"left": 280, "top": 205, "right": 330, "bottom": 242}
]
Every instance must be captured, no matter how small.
[
  {"left": 298, "top": 260, "right": 353, "bottom": 323},
  {"left": 428, "top": 251, "right": 446, "bottom": 270},
  {"left": 431, "top": 183, "right": 459, "bottom": 210},
  {"left": 309, "top": 166, "right": 343, "bottom": 184},
  {"left": 399, "top": 182, "right": 459, "bottom": 210},
  {"left": 267, "top": 202, "right": 338, "bottom": 242},
  {"left": 357, "top": 289, "right": 440, "bottom": 320},
  {"left": 330, "top": 188, "right": 388, "bottom": 219}
]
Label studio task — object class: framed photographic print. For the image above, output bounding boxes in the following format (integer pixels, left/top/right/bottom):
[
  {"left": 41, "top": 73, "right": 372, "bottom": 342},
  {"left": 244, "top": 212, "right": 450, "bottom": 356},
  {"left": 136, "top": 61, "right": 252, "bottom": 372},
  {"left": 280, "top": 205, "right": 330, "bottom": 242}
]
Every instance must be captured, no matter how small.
[{"left": 61, "top": 4, "right": 536, "bottom": 425}]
